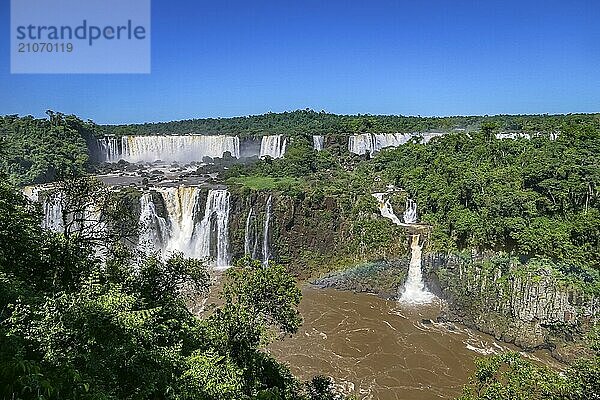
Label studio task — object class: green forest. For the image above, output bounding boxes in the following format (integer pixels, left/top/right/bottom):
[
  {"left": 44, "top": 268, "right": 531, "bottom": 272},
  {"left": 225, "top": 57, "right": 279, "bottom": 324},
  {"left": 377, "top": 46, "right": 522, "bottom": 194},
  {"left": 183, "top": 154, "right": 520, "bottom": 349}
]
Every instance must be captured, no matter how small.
[
  {"left": 98, "top": 109, "right": 597, "bottom": 138},
  {"left": 1, "top": 110, "right": 599, "bottom": 399}
]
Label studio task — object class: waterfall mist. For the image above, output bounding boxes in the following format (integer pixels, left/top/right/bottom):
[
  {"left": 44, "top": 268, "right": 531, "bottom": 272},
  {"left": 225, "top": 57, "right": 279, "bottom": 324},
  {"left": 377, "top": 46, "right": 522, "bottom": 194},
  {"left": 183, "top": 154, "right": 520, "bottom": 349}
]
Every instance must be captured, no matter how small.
[
  {"left": 399, "top": 234, "right": 435, "bottom": 304},
  {"left": 138, "top": 187, "right": 231, "bottom": 268},
  {"left": 98, "top": 135, "right": 241, "bottom": 163}
]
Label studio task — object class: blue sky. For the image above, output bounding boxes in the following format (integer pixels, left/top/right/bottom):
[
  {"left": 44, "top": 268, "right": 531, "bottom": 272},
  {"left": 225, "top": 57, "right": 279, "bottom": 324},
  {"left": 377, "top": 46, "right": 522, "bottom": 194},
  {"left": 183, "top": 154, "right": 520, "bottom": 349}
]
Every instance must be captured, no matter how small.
[{"left": 1, "top": 0, "right": 599, "bottom": 124}]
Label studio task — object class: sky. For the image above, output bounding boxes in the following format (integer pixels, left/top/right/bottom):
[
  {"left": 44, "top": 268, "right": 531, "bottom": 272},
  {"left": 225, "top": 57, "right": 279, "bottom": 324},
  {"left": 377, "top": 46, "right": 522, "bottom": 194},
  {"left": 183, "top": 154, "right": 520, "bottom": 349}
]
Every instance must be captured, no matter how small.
[{"left": 0, "top": 0, "right": 599, "bottom": 124}]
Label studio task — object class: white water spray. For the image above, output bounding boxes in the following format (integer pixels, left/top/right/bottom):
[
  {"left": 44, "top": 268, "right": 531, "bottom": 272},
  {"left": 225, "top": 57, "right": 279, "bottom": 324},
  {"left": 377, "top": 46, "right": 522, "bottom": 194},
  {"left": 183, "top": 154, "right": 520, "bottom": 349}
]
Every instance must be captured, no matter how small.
[
  {"left": 372, "top": 193, "right": 419, "bottom": 227},
  {"left": 399, "top": 234, "right": 435, "bottom": 304},
  {"left": 138, "top": 192, "right": 170, "bottom": 254},
  {"left": 349, "top": 133, "right": 412, "bottom": 156},
  {"left": 372, "top": 193, "right": 404, "bottom": 226},
  {"left": 260, "top": 135, "right": 287, "bottom": 159},
  {"left": 194, "top": 189, "right": 231, "bottom": 268},
  {"left": 99, "top": 135, "right": 241, "bottom": 163},
  {"left": 42, "top": 192, "right": 65, "bottom": 232},
  {"left": 141, "top": 187, "right": 231, "bottom": 268}
]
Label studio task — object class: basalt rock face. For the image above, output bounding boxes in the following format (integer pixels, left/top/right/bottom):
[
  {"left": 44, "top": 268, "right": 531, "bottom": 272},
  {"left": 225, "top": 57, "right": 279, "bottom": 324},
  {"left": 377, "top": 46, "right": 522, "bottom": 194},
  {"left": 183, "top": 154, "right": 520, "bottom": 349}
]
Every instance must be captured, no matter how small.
[
  {"left": 424, "top": 252, "right": 599, "bottom": 361},
  {"left": 312, "top": 260, "right": 408, "bottom": 299},
  {"left": 227, "top": 190, "right": 406, "bottom": 277}
]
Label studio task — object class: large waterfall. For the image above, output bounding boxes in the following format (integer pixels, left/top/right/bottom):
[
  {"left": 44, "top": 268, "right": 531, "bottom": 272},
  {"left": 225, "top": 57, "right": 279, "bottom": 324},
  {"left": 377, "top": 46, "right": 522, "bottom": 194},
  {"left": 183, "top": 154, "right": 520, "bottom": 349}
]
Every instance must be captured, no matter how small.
[
  {"left": 98, "top": 135, "right": 241, "bottom": 163},
  {"left": 138, "top": 192, "right": 170, "bottom": 254},
  {"left": 262, "top": 195, "right": 273, "bottom": 266},
  {"left": 260, "top": 135, "right": 287, "bottom": 159},
  {"left": 195, "top": 189, "right": 231, "bottom": 268},
  {"left": 97, "top": 137, "right": 123, "bottom": 163},
  {"left": 399, "top": 234, "right": 435, "bottom": 304},
  {"left": 139, "top": 187, "right": 231, "bottom": 268},
  {"left": 313, "top": 135, "right": 324, "bottom": 151}
]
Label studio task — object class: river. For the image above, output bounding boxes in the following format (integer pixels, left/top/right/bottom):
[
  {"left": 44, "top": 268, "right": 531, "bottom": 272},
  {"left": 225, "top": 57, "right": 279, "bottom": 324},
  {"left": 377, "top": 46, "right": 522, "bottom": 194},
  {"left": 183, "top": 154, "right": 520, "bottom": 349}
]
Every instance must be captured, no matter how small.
[{"left": 269, "top": 287, "right": 558, "bottom": 400}]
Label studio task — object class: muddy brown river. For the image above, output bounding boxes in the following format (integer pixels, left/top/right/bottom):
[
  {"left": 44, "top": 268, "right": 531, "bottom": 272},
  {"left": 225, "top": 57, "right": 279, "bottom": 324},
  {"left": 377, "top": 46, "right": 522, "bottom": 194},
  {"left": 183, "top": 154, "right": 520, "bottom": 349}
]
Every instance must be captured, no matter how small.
[{"left": 269, "top": 287, "right": 558, "bottom": 400}]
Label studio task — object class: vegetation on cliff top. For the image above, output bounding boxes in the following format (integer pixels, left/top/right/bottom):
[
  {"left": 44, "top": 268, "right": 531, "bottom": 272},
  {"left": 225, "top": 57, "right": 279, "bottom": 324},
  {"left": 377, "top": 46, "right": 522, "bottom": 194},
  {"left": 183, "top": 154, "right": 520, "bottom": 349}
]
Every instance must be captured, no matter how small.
[
  {"left": 98, "top": 109, "right": 600, "bottom": 138},
  {"left": 0, "top": 112, "right": 97, "bottom": 186}
]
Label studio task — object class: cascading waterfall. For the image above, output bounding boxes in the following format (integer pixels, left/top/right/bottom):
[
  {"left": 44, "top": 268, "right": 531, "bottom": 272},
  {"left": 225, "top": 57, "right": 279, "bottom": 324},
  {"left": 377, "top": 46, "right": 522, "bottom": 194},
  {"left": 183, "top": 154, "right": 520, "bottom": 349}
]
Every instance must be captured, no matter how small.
[
  {"left": 147, "top": 187, "right": 231, "bottom": 268},
  {"left": 313, "top": 135, "right": 324, "bottom": 151},
  {"left": 372, "top": 193, "right": 403, "bottom": 226},
  {"left": 42, "top": 192, "right": 65, "bottom": 232},
  {"left": 403, "top": 199, "right": 418, "bottom": 224},
  {"left": 98, "top": 135, "right": 241, "bottom": 163},
  {"left": 97, "top": 137, "right": 122, "bottom": 162},
  {"left": 37, "top": 190, "right": 106, "bottom": 242},
  {"left": 349, "top": 133, "right": 412, "bottom": 156},
  {"left": 260, "top": 135, "right": 287, "bottom": 159},
  {"left": 262, "top": 195, "right": 273, "bottom": 266},
  {"left": 372, "top": 193, "right": 419, "bottom": 226},
  {"left": 138, "top": 192, "right": 170, "bottom": 254},
  {"left": 158, "top": 186, "right": 200, "bottom": 257},
  {"left": 34, "top": 184, "right": 232, "bottom": 268},
  {"left": 348, "top": 132, "right": 447, "bottom": 156},
  {"left": 193, "top": 189, "right": 231, "bottom": 268},
  {"left": 348, "top": 133, "right": 374, "bottom": 156},
  {"left": 399, "top": 234, "right": 435, "bottom": 304}
]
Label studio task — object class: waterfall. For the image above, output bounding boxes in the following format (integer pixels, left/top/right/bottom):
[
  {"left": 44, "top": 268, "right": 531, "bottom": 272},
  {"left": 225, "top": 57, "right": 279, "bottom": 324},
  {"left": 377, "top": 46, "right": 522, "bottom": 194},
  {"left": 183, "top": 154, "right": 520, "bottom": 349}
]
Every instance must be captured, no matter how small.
[
  {"left": 418, "top": 132, "right": 445, "bottom": 143},
  {"left": 262, "top": 195, "right": 273, "bottom": 266},
  {"left": 348, "top": 133, "right": 374, "bottom": 156},
  {"left": 98, "top": 135, "right": 241, "bottom": 163},
  {"left": 38, "top": 190, "right": 106, "bottom": 241},
  {"left": 348, "top": 132, "right": 447, "bottom": 156},
  {"left": 193, "top": 189, "right": 231, "bottom": 268},
  {"left": 349, "top": 133, "right": 412, "bottom": 156},
  {"left": 372, "top": 193, "right": 403, "bottom": 226},
  {"left": 373, "top": 193, "right": 419, "bottom": 226},
  {"left": 313, "top": 135, "right": 324, "bottom": 151},
  {"left": 138, "top": 192, "right": 170, "bottom": 254},
  {"left": 158, "top": 186, "right": 200, "bottom": 257},
  {"left": 259, "top": 135, "right": 287, "bottom": 159},
  {"left": 97, "top": 137, "right": 122, "bottom": 162},
  {"left": 244, "top": 208, "right": 253, "bottom": 256},
  {"left": 42, "top": 192, "right": 64, "bottom": 232},
  {"left": 149, "top": 187, "right": 231, "bottom": 268},
  {"left": 403, "top": 199, "right": 418, "bottom": 224},
  {"left": 399, "top": 234, "right": 435, "bottom": 304}
]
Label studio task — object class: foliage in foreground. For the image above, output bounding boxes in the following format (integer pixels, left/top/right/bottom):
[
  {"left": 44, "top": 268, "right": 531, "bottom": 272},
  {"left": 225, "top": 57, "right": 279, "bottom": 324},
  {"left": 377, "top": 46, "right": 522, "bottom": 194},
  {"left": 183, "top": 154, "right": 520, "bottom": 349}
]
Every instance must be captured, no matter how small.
[
  {"left": 459, "top": 352, "right": 599, "bottom": 400},
  {"left": 0, "top": 180, "right": 341, "bottom": 399}
]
